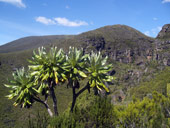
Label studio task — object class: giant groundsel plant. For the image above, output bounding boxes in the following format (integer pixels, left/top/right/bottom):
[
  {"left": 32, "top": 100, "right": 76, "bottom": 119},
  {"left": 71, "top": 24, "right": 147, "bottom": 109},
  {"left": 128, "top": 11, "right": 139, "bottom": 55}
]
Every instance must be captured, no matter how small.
[
  {"left": 63, "top": 47, "right": 88, "bottom": 112},
  {"left": 86, "top": 51, "right": 114, "bottom": 94},
  {"left": 5, "top": 46, "right": 115, "bottom": 116},
  {"left": 28, "top": 46, "right": 66, "bottom": 116}
]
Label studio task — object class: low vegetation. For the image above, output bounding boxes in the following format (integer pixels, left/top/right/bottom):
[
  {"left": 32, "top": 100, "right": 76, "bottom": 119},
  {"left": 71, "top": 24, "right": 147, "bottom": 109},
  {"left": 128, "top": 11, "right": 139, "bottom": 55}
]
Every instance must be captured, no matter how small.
[
  {"left": 130, "top": 67, "right": 170, "bottom": 99},
  {"left": 29, "top": 91, "right": 170, "bottom": 128}
]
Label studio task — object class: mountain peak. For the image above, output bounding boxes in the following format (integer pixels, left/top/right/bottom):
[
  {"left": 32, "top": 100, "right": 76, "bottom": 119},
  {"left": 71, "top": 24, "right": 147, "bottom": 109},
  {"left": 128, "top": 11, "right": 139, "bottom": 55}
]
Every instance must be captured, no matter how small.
[{"left": 157, "top": 24, "right": 170, "bottom": 39}]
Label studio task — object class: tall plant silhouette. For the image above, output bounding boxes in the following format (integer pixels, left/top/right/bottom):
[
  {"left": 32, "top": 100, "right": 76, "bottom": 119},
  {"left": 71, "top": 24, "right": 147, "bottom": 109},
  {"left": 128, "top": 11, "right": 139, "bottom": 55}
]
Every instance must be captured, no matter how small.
[
  {"left": 5, "top": 46, "right": 115, "bottom": 115},
  {"left": 64, "top": 47, "right": 89, "bottom": 112},
  {"left": 64, "top": 48, "right": 114, "bottom": 112},
  {"left": 28, "top": 46, "right": 66, "bottom": 116}
]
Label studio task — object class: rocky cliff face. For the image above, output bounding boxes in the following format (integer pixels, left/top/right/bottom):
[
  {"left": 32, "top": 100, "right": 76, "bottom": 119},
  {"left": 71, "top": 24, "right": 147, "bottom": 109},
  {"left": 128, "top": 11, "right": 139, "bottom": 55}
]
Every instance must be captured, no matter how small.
[
  {"left": 77, "top": 24, "right": 170, "bottom": 86},
  {"left": 155, "top": 24, "right": 170, "bottom": 66},
  {"left": 157, "top": 24, "right": 170, "bottom": 39},
  {"left": 79, "top": 25, "right": 154, "bottom": 65},
  {"left": 80, "top": 24, "right": 170, "bottom": 68}
]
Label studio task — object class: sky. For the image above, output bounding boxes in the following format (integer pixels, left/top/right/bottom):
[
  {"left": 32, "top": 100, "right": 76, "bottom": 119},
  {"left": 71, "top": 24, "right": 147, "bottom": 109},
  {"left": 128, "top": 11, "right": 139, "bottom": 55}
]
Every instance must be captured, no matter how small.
[{"left": 0, "top": 0, "right": 170, "bottom": 45}]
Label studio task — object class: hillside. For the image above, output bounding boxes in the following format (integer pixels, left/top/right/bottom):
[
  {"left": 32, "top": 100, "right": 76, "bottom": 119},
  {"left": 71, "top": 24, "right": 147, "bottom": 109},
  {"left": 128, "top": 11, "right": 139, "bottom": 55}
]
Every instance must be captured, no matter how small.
[
  {"left": 0, "top": 24, "right": 170, "bottom": 127},
  {"left": 77, "top": 25, "right": 154, "bottom": 63},
  {"left": 0, "top": 35, "right": 73, "bottom": 53},
  {"left": 0, "top": 25, "right": 153, "bottom": 54}
]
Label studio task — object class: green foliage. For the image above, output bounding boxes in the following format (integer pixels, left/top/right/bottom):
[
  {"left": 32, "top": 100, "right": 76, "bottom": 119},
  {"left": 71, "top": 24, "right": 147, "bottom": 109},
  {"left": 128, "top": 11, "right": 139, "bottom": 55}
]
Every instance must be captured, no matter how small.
[
  {"left": 84, "top": 97, "right": 117, "bottom": 127},
  {"left": 50, "top": 96, "right": 117, "bottom": 128},
  {"left": 29, "top": 46, "right": 66, "bottom": 88},
  {"left": 64, "top": 47, "right": 87, "bottom": 88},
  {"left": 167, "top": 83, "right": 170, "bottom": 95},
  {"left": 49, "top": 91, "right": 170, "bottom": 128},
  {"left": 4, "top": 46, "right": 115, "bottom": 117},
  {"left": 28, "top": 46, "right": 68, "bottom": 116},
  {"left": 117, "top": 92, "right": 170, "bottom": 127},
  {"left": 86, "top": 51, "right": 114, "bottom": 93},
  {"left": 27, "top": 111, "right": 49, "bottom": 128},
  {"left": 130, "top": 67, "right": 170, "bottom": 98},
  {"left": 62, "top": 47, "right": 114, "bottom": 112},
  {"left": 5, "top": 46, "right": 68, "bottom": 117},
  {"left": 4, "top": 68, "right": 37, "bottom": 108},
  {"left": 50, "top": 109, "right": 85, "bottom": 128}
]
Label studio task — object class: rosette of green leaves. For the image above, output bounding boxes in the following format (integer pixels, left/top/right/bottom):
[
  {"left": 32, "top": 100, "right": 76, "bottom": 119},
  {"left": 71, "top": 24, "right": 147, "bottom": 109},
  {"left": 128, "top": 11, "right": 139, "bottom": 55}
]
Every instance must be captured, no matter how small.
[
  {"left": 86, "top": 52, "right": 113, "bottom": 93},
  {"left": 4, "top": 68, "right": 37, "bottom": 108},
  {"left": 64, "top": 47, "right": 87, "bottom": 88},
  {"left": 28, "top": 46, "right": 66, "bottom": 94}
]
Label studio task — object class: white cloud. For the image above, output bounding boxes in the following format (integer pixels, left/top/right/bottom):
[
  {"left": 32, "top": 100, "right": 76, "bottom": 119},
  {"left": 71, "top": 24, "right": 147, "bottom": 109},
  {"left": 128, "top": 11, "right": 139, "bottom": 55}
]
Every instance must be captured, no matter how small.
[
  {"left": 144, "top": 26, "right": 162, "bottom": 37},
  {"left": 0, "top": 0, "right": 26, "bottom": 8},
  {"left": 162, "top": 0, "right": 170, "bottom": 3},
  {"left": 144, "top": 31, "right": 150, "bottom": 36},
  {"left": 158, "top": 27, "right": 162, "bottom": 31},
  {"left": 54, "top": 17, "right": 88, "bottom": 27},
  {"left": 35, "top": 16, "right": 56, "bottom": 25},
  {"left": 76, "top": 32, "right": 82, "bottom": 35},
  {"left": 151, "top": 27, "right": 162, "bottom": 34},
  {"left": 35, "top": 16, "right": 88, "bottom": 27},
  {"left": 153, "top": 17, "right": 158, "bottom": 21}
]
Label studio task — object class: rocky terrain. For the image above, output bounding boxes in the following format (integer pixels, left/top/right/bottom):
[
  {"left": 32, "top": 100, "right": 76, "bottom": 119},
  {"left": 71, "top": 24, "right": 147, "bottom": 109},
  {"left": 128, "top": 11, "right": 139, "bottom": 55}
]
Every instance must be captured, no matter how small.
[
  {"left": 80, "top": 24, "right": 170, "bottom": 67},
  {"left": 155, "top": 24, "right": 170, "bottom": 66}
]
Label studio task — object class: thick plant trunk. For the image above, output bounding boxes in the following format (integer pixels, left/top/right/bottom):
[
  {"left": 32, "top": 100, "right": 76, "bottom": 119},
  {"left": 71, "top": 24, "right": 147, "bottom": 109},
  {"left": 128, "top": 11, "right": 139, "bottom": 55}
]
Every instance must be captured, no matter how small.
[
  {"left": 70, "top": 83, "right": 90, "bottom": 112},
  {"left": 50, "top": 87, "right": 58, "bottom": 116},
  {"left": 71, "top": 87, "right": 76, "bottom": 112},
  {"left": 33, "top": 97, "right": 53, "bottom": 117}
]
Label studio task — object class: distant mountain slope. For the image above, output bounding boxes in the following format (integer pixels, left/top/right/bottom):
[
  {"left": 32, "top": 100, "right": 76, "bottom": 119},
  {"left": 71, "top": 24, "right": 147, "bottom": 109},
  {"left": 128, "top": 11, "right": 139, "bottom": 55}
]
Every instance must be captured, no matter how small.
[
  {"left": 0, "top": 35, "right": 73, "bottom": 53},
  {"left": 79, "top": 24, "right": 154, "bottom": 47},
  {"left": 0, "top": 24, "right": 155, "bottom": 63},
  {"left": 81, "top": 24, "right": 152, "bottom": 42},
  {"left": 70, "top": 25, "right": 155, "bottom": 63}
]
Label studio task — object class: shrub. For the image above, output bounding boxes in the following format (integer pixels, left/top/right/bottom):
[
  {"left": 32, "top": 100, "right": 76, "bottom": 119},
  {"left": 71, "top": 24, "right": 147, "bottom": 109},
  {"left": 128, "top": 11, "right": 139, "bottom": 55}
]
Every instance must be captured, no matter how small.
[{"left": 49, "top": 91, "right": 170, "bottom": 128}]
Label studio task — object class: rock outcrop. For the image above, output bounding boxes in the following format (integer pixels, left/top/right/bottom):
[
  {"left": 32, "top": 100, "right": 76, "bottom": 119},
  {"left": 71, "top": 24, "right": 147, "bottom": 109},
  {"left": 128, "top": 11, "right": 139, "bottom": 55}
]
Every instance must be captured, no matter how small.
[
  {"left": 81, "top": 24, "right": 170, "bottom": 68},
  {"left": 80, "top": 25, "right": 155, "bottom": 65},
  {"left": 79, "top": 24, "right": 170, "bottom": 87},
  {"left": 157, "top": 24, "right": 170, "bottom": 39},
  {"left": 155, "top": 24, "right": 170, "bottom": 66}
]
